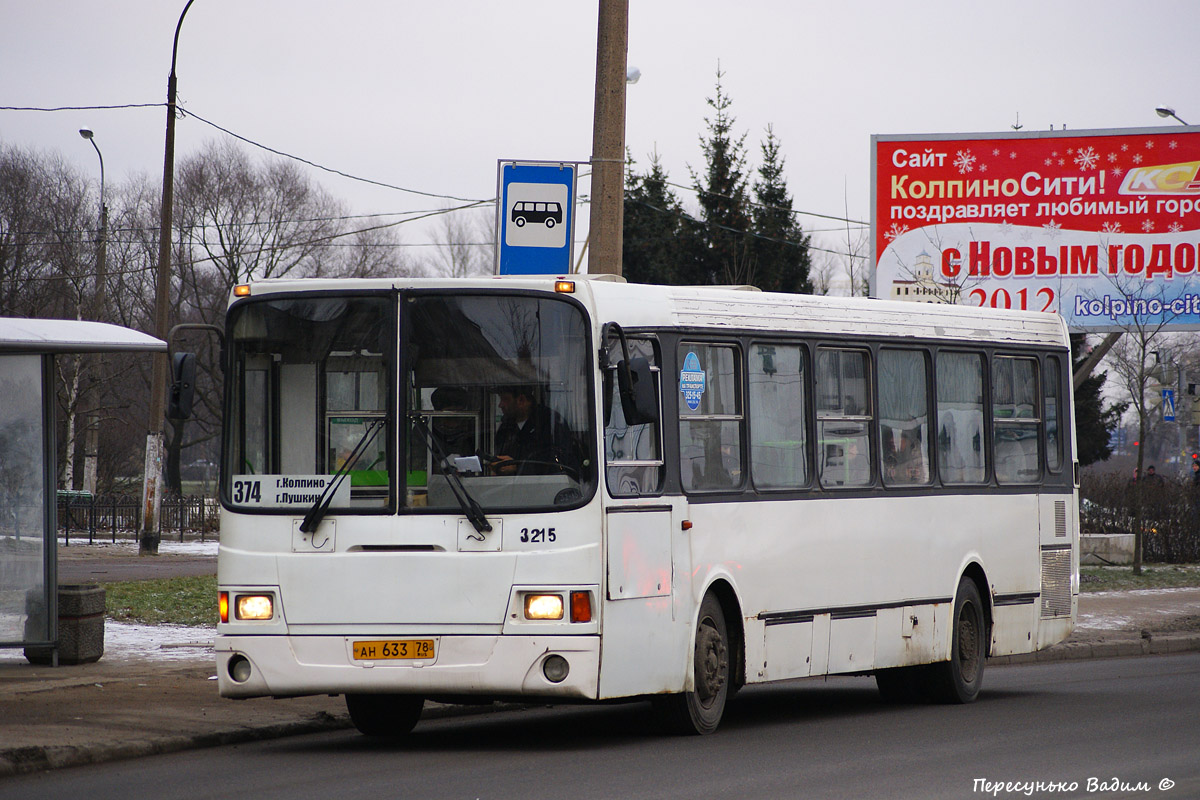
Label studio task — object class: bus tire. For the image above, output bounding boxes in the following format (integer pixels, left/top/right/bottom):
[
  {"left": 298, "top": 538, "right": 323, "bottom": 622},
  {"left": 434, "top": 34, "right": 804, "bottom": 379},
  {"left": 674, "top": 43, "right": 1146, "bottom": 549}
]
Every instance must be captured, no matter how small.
[
  {"left": 545, "top": 217, "right": 556, "bottom": 228},
  {"left": 927, "top": 576, "right": 986, "bottom": 704},
  {"left": 345, "top": 693, "right": 424, "bottom": 737},
  {"left": 652, "top": 593, "right": 729, "bottom": 735},
  {"left": 514, "top": 216, "right": 526, "bottom": 227}
]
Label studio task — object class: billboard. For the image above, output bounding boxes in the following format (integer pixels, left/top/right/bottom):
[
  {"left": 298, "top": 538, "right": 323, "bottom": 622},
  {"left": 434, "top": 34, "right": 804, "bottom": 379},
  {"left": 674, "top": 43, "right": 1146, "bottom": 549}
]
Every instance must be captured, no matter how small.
[{"left": 872, "top": 127, "right": 1200, "bottom": 331}]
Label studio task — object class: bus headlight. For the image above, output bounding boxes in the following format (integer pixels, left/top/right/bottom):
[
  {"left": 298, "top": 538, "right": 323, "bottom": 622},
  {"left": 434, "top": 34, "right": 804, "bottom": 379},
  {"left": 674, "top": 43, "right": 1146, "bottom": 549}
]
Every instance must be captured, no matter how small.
[
  {"left": 235, "top": 594, "right": 274, "bottom": 621},
  {"left": 524, "top": 594, "right": 564, "bottom": 620}
]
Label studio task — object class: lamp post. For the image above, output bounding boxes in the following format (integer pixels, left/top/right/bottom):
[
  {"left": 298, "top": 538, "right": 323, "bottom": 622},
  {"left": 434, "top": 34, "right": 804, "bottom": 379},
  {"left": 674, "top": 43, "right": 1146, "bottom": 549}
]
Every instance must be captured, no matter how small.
[
  {"left": 141, "top": 0, "right": 196, "bottom": 556},
  {"left": 1155, "top": 105, "right": 1190, "bottom": 125},
  {"left": 79, "top": 128, "right": 108, "bottom": 497}
]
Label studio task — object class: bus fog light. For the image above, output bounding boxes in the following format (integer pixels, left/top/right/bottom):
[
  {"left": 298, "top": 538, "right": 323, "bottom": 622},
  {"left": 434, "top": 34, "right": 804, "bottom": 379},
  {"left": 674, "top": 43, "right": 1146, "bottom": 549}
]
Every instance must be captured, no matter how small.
[
  {"left": 236, "top": 594, "right": 274, "bottom": 620},
  {"left": 542, "top": 655, "right": 569, "bottom": 683},
  {"left": 228, "top": 654, "right": 253, "bottom": 683},
  {"left": 524, "top": 594, "right": 564, "bottom": 620}
]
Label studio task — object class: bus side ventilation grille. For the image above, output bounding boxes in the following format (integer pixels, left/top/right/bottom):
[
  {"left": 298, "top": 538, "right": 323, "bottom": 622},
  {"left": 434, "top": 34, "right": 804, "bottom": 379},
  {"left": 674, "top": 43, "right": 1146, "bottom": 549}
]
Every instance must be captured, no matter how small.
[
  {"left": 1054, "top": 500, "right": 1067, "bottom": 538},
  {"left": 1040, "top": 547, "right": 1072, "bottom": 618}
]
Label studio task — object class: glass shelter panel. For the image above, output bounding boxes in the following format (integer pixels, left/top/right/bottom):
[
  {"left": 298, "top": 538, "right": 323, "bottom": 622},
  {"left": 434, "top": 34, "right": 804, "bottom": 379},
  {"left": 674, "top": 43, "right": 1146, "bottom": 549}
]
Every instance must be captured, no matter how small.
[{"left": 0, "top": 355, "right": 48, "bottom": 645}]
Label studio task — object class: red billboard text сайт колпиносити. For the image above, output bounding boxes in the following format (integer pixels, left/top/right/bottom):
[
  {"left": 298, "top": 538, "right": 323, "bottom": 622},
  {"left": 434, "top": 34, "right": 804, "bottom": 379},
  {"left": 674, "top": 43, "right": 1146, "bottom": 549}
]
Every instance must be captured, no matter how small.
[{"left": 872, "top": 127, "right": 1200, "bottom": 330}]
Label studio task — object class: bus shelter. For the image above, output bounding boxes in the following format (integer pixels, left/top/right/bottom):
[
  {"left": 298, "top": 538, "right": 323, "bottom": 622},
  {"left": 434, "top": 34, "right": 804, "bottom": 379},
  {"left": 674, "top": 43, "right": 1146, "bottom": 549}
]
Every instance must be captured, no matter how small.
[{"left": 0, "top": 318, "right": 165, "bottom": 663}]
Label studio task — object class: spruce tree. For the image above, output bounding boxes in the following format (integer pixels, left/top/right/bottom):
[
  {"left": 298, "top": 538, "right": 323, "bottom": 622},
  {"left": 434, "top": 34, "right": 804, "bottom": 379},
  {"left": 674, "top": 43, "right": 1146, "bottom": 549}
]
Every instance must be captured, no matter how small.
[
  {"left": 751, "top": 125, "right": 812, "bottom": 294},
  {"left": 1071, "top": 333, "right": 1126, "bottom": 465},
  {"left": 622, "top": 151, "right": 686, "bottom": 285},
  {"left": 689, "top": 68, "right": 753, "bottom": 285}
]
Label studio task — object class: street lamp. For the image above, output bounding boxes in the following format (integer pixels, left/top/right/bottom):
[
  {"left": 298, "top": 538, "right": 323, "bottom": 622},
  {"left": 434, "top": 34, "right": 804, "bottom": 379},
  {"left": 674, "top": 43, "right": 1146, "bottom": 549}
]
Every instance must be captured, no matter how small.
[
  {"left": 77, "top": 129, "right": 108, "bottom": 307},
  {"left": 79, "top": 128, "right": 109, "bottom": 496},
  {"left": 1155, "top": 105, "right": 1190, "bottom": 125},
  {"left": 141, "top": 0, "right": 196, "bottom": 556}
]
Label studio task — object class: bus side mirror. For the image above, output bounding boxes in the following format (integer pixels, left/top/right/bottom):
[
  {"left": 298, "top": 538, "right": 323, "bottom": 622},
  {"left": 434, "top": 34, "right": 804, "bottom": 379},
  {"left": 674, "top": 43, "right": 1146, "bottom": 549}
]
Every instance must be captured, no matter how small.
[
  {"left": 618, "top": 356, "right": 657, "bottom": 426},
  {"left": 168, "top": 352, "right": 197, "bottom": 421}
]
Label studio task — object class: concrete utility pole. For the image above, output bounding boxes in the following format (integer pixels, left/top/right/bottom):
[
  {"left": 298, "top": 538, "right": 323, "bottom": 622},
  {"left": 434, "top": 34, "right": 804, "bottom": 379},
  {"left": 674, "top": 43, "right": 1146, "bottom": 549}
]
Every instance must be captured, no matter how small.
[
  {"left": 586, "top": 0, "right": 629, "bottom": 276},
  {"left": 141, "top": 0, "right": 196, "bottom": 556}
]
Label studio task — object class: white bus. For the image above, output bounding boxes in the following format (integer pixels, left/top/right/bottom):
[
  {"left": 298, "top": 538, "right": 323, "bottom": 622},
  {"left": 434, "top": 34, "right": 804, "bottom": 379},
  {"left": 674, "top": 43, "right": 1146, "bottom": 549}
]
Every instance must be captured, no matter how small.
[{"left": 214, "top": 275, "right": 1078, "bottom": 736}]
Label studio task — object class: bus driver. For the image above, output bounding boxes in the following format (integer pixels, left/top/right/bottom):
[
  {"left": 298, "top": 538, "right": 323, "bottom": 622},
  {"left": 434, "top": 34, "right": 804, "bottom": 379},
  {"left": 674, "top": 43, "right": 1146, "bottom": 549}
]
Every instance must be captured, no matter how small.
[{"left": 491, "top": 386, "right": 580, "bottom": 476}]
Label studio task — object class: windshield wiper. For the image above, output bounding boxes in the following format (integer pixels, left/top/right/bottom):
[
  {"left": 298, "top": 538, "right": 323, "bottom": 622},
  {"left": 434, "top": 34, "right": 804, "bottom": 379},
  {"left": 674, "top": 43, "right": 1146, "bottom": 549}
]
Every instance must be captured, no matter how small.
[
  {"left": 409, "top": 413, "right": 492, "bottom": 534},
  {"left": 299, "top": 418, "right": 385, "bottom": 534}
]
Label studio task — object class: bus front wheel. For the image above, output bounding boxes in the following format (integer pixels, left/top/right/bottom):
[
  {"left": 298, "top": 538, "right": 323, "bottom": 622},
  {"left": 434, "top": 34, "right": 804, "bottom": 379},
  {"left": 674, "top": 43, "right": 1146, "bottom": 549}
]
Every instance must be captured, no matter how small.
[
  {"left": 652, "top": 593, "right": 729, "bottom": 735},
  {"left": 345, "top": 693, "right": 424, "bottom": 737},
  {"left": 927, "top": 576, "right": 986, "bottom": 703}
]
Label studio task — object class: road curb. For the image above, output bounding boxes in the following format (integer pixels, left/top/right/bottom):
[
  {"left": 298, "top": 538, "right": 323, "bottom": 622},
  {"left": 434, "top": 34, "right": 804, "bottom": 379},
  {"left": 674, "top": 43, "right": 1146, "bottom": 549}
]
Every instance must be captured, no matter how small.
[
  {"left": 989, "top": 632, "right": 1200, "bottom": 665},
  {"left": 0, "top": 712, "right": 350, "bottom": 778},
  {"left": 0, "top": 700, "right": 529, "bottom": 779}
]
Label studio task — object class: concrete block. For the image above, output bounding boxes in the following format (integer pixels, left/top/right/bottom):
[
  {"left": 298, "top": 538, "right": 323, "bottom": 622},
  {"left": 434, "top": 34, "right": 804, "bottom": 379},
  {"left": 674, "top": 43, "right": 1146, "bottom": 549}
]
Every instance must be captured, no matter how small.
[
  {"left": 25, "top": 585, "right": 105, "bottom": 666},
  {"left": 1080, "top": 533, "right": 1135, "bottom": 566}
]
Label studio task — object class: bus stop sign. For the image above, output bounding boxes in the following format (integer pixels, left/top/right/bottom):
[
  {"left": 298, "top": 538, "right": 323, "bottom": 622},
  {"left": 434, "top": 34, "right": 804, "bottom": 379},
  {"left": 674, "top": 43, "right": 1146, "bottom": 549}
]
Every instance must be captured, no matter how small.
[{"left": 496, "top": 161, "right": 577, "bottom": 275}]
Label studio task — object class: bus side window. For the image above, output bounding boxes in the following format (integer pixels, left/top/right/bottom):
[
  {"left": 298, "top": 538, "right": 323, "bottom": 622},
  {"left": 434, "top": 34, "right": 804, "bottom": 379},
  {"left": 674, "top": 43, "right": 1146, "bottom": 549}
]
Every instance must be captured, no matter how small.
[
  {"left": 678, "top": 343, "right": 743, "bottom": 493},
  {"left": 605, "top": 338, "right": 663, "bottom": 496},
  {"left": 879, "top": 349, "right": 931, "bottom": 486},
  {"left": 993, "top": 356, "right": 1040, "bottom": 484},
  {"left": 748, "top": 343, "right": 808, "bottom": 489},
  {"left": 815, "top": 348, "right": 872, "bottom": 488},
  {"left": 937, "top": 352, "right": 986, "bottom": 484},
  {"left": 1045, "top": 356, "right": 1062, "bottom": 472}
]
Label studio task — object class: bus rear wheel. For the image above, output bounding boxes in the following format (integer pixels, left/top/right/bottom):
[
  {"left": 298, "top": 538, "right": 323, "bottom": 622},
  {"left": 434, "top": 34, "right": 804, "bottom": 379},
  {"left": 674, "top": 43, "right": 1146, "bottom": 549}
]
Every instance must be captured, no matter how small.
[
  {"left": 652, "top": 593, "right": 729, "bottom": 735},
  {"left": 927, "top": 576, "right": 986, "bottom": 703},
  {"left": 345, "top": 693, "right": 424, "bottom": 737}
]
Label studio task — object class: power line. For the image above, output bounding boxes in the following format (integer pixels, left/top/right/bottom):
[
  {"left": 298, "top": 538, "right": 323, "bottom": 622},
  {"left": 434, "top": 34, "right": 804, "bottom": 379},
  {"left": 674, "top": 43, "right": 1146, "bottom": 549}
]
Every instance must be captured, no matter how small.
[
  {"left": 184, "top": 108, "right": 492, "bottom": 205},
  {"left": 660, "top": 178, "right": 870, "bottom": 227},
  {"left": 625, "top": 198, "right": 859, "bottom": 259},
  {"left": 0, "top": 103, "right": 164, "bottom": 112}
]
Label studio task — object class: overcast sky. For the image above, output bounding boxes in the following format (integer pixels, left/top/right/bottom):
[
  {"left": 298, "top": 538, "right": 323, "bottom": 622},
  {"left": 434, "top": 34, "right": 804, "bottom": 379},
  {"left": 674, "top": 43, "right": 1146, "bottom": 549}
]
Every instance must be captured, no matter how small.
[{"left": 3, "top": 0, "right": 1197, "bottom": 272}]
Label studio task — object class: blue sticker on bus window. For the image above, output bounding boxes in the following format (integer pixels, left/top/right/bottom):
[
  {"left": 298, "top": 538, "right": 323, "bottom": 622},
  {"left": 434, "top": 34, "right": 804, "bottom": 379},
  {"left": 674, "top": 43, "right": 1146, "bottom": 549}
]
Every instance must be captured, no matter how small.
[{"left": 680, "top": 352, "right": 706, "bottom": 411}]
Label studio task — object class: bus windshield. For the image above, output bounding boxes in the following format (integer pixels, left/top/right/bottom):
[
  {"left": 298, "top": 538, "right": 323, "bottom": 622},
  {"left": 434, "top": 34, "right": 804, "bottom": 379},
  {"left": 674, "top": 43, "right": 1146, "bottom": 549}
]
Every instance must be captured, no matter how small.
[
  {"left": 223, "top": 291, "right": 595, "bottom": 514},
  {"left": 404, "top": 294, "right": 594, "bottom": 511}
]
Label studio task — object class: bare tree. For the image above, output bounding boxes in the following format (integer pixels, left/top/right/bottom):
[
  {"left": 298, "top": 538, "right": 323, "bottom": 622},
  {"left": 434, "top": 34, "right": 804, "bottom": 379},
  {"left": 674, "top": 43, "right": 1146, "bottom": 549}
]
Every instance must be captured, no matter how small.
[
  {"left": 163, "top": 140, "right": 408, "bottom": 491},
  {"left": 1097, "top": 269, "right": 1184, "bottom": 574},
  {"left": 430, "top": 205, "right": 493, "bottom": 278}
]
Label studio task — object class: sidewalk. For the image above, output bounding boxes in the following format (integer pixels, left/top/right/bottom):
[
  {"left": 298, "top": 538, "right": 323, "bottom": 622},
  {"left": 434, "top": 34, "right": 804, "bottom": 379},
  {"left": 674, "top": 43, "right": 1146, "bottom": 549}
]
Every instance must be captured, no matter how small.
[{"left": 2, "top": 588, "right": 1199, "bottom": 778}]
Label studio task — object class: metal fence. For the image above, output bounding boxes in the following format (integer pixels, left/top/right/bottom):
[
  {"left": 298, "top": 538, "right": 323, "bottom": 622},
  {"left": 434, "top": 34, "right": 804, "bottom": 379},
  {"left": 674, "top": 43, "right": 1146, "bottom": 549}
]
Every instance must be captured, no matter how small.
[{"left": 57, "top": 492, "right": 219, "bottom": 545}]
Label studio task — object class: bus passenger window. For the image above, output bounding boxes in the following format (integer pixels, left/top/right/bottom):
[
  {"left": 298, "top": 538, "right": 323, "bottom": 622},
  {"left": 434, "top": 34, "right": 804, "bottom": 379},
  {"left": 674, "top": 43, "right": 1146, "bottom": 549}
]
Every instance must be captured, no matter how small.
[
  {"left": 605, "top": 338, "right": 663, "bottom": 496},
  {"left": 1045, "top": 357, "right": 1062, "bottom": 472},
  {"left": 879, "top": 349, "right": 930, "bottom": 486},
  {"left": 993, "top": 356, "right": 1040, "bottom": 484},
  {"left": 937, "top": 352, "right": 986, "bottom": 484},
  {"left": 816, "top": 348, "right": 871, "bottom": 488},
  {"left": 749, "top": 343, "right": 808, "bottom": 489},
  {"left": 678, "top": 343, "right": 743, "bottom": 492}
]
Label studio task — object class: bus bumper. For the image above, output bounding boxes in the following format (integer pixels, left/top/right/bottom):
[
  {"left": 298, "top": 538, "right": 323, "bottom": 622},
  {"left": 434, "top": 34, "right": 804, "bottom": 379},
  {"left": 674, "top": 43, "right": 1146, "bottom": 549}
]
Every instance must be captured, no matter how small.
[{"left": 215, "top": 634, "right": 600, "bottom": 701}]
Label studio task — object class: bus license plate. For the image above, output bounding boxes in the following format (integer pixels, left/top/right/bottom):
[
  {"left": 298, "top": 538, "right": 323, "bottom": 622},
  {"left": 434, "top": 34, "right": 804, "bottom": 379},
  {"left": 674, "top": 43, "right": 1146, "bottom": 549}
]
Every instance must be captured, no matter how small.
[{"left": 352, "top": 639, "right": 434, "bottom": 660}]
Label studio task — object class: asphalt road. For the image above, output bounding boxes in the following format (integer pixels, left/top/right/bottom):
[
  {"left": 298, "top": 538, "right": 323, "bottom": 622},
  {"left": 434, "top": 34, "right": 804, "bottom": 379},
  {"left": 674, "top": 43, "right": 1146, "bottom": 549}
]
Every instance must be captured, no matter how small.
[{"left": 5, "top": 653, "right": 1197, "bottom": 800}]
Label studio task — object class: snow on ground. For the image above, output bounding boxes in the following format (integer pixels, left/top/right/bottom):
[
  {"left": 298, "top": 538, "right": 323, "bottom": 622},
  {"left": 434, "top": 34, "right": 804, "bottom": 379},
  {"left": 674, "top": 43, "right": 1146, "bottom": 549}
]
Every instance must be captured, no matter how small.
[
  {"left": 0, "top": 621, "right": 214, "bottom": 664},
  {"left": 58, "top": 538, "right": 219, "bottom": 556}
]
